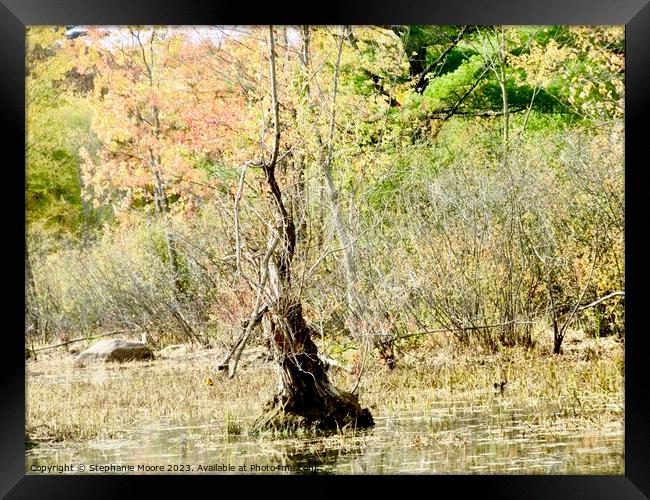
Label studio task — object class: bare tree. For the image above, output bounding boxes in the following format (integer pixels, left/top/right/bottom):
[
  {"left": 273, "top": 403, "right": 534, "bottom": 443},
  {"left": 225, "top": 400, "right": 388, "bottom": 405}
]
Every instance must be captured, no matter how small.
[{"left": 227, "top": 27, "right": 374, "bottom": 431}]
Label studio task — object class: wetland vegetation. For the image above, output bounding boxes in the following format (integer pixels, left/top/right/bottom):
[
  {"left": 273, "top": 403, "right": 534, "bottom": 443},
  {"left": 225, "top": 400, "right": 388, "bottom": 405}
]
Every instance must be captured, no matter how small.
[
  {"left": 26, "top": 330, "right": 623, "bottom": 473},
  {"left": 26, "top": 25, "right": 624, "bottom": 474}
]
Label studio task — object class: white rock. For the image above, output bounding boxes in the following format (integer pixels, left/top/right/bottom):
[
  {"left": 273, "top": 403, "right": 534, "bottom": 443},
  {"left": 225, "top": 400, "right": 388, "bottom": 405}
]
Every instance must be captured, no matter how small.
[{"left": 74, "top": 339, "right": 154, "bottom": 367}]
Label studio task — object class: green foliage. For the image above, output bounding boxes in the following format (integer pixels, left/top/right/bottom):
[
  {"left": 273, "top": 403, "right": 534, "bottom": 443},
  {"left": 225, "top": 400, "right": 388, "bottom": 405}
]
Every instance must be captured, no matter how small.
[
  {"left": 26, "top": 98, "right": 95, "bottom": 232},
  {"left": 421, "top": 54, "right": 483, "bottom": 108},
  {"left": 26, "top": 27, "right": 100, "bottom": 235}
]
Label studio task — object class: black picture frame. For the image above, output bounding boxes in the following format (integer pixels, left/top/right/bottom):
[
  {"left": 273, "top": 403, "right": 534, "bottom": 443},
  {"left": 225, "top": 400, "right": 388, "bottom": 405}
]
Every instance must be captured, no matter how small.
[{"left": 2, "top": 1, "right": 648, "bottom": 497}]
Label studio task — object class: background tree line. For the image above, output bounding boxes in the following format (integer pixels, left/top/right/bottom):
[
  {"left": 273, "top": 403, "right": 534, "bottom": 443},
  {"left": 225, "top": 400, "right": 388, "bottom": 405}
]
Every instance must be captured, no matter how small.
[{"left": 25, "top": 25, "right": 624, "bottom": 362}]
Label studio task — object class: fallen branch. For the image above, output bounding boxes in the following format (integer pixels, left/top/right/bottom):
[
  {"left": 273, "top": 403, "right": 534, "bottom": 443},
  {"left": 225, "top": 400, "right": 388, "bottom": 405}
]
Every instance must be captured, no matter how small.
[
  {"left": 32, "top": 330, "right": 138, "bottom": 352},
  {"left": 396, "top": 320, "right": 536, "bottom": 341}
]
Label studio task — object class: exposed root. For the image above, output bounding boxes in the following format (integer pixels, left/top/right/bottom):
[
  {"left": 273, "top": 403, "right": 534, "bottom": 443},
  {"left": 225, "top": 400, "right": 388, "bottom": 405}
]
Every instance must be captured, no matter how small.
[{"left": 253, "top": 389, "right": 374, "bottom": 433}]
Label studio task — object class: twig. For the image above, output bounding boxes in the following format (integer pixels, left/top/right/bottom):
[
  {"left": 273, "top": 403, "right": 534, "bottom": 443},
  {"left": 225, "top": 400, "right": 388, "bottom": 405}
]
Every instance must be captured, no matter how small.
[
  {"left": 350, "top": 328, "right": 371, "bottom": 396},
  {"left": 559, "top": 249, "right": 599, "bottom": 337}
]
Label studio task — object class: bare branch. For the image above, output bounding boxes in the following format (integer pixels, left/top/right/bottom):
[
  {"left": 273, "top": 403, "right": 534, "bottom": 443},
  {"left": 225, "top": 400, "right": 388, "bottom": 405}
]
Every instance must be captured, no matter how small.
[
  {"left": 234, "top": 162, "right": 248, "bottom": 275},
  {"left": 579, "top": 291, "right": 625, "bottom": 311},
  {"left": 224, "top": 231, "right": 281, "bottom": 378}
]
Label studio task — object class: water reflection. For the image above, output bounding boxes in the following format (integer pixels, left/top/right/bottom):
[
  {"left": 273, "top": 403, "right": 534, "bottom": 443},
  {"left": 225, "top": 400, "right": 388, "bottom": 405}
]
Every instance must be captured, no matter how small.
[{"left": 26, "top": 396, "right": 623, "bottom": 475}]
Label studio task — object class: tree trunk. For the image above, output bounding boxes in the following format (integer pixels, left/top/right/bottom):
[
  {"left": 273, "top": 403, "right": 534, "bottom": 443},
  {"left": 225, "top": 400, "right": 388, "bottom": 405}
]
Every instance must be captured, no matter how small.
[
  {"left": 310, "top": 26, "right": 366, "bottom": 330},
  {"left": 552, "top": 316, "right": 563, "bottom": 354},
  {"left": 497, "top": 27, "right": 510, "bottom": 165},
  {"left": 140, "top": 37, "right": 185, "bottom": 299},
  {"left": 258, "top": 277, "right": 373, "bottom": 430},
  {"left": 254, "top": 27, "right": 373, "bottom": 431},
  {"left": 149, "top": 151, "right": 184, "bottom": 296},
  {"left": 148, "top": 152, "right": 201, "bottom": 344}
]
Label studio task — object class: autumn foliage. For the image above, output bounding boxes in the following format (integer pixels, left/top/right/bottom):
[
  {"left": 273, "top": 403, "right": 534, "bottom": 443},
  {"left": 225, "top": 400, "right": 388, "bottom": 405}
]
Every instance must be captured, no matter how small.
[{"left": 26, "top": 25, "right": 624, "bottom": 356}]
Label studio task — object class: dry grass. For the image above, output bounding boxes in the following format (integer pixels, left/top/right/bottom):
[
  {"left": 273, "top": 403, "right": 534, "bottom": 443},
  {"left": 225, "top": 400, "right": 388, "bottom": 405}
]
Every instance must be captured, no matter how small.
[
  {"left": 26, "top": 328, "right": 623, "bottom": 445},
  {"left": 27, "top": 349, "right": 275, "bottom": 442}
]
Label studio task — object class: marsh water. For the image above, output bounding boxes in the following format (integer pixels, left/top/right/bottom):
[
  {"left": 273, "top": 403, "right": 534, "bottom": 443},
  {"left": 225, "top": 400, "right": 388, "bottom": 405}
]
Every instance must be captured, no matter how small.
[{"left": 27, "top": 389, "right": 623, "bottom": 475}]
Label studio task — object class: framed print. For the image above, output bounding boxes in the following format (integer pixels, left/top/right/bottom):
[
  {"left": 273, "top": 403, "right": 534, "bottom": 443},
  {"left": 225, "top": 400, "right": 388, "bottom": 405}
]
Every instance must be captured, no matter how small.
[{"left": 2, "top": 0, "right": 648, "bottom": 497}]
